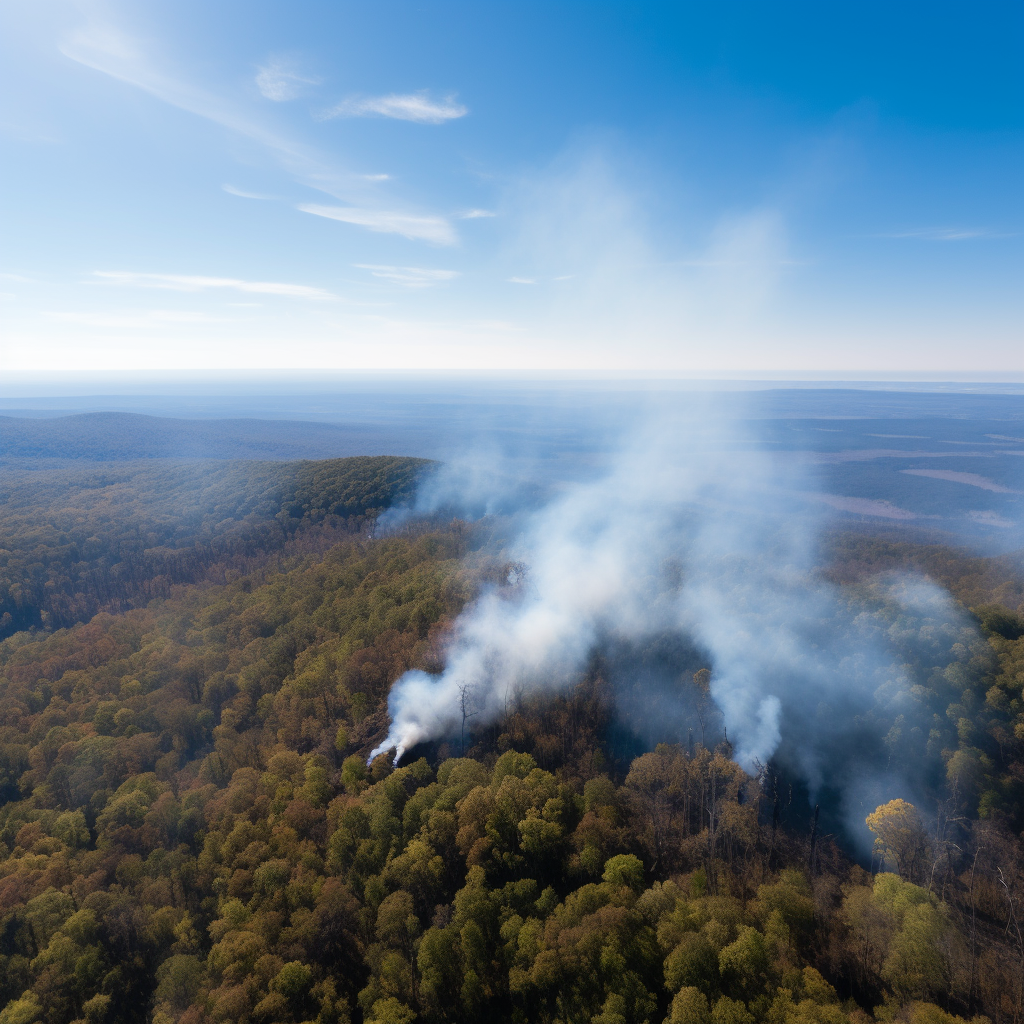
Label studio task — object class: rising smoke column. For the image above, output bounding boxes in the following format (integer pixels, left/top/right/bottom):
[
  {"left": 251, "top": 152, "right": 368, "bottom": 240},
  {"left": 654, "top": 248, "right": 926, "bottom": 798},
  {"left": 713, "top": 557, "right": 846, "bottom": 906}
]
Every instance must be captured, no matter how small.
[
  {"left": 368, "top": 408, "right": 972, "bottom": 802},
  {"left": 370, "top": 415, "right": 703, "bottom": 762}
]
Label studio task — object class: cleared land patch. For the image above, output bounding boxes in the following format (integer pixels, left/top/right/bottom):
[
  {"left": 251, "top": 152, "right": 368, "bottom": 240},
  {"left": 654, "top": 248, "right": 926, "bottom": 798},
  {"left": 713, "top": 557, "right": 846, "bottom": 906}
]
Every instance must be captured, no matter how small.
[{"left": 901, "top": 468, "right": 1019, "bottom": 493}]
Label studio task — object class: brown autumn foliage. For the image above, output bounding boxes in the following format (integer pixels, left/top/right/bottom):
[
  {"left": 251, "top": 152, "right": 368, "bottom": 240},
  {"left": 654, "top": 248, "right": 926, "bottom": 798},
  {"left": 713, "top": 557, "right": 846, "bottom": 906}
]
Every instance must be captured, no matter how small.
[{"left": 0, "top": 459, "right": 1022, "bottom": 1024}]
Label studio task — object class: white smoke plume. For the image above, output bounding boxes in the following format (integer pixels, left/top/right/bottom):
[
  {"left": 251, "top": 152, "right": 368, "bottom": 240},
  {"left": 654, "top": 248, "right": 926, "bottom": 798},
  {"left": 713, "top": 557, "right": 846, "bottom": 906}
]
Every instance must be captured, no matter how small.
[{"left": 369, "top": 405, "right": 976, "bottom": 802}]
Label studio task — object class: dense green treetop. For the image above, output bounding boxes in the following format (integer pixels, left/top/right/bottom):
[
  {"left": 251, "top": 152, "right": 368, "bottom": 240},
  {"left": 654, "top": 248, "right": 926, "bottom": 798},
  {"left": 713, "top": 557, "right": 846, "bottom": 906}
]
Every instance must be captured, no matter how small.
[{"left": 0, "top": 460, "right": 1022, "bottom": 1024}]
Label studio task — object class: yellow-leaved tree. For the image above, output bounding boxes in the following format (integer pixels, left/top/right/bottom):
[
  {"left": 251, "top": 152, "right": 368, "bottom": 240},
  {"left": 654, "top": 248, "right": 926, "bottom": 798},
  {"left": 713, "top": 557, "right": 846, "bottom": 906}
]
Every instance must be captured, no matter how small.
[{"left": 866, "top": 798, "right": 930, "bottom": 881}]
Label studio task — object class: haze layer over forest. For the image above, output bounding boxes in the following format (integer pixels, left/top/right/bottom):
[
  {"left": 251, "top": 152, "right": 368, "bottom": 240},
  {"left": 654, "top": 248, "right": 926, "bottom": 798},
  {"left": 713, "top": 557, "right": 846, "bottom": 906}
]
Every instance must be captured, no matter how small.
[{"left": 0, "top": 381, "right": 1023, "bottom": 1024}]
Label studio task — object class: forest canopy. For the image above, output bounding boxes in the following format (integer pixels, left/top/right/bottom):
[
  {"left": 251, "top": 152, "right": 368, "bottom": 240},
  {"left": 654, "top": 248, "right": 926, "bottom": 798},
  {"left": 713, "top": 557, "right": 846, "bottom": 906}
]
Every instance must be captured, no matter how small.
[
  {"left": 0, "top": 456, "right": 1022, "bottom": 1024},
  {"left": 0, "top": 457, "right": 428, "bottom": 639}
]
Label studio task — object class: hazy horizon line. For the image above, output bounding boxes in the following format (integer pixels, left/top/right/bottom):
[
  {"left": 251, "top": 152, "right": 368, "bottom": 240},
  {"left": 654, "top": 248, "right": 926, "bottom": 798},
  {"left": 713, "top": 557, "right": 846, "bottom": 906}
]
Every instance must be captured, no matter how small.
[{"left": 2, "top": 369, "right": 1024, "bottom": 392}]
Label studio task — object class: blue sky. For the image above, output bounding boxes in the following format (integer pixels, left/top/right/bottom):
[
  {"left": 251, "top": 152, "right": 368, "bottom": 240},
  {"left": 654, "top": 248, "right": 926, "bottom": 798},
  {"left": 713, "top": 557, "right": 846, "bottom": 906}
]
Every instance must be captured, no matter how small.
[{"left": 1, "top": 1, "right": 1021, "bottom": 374}]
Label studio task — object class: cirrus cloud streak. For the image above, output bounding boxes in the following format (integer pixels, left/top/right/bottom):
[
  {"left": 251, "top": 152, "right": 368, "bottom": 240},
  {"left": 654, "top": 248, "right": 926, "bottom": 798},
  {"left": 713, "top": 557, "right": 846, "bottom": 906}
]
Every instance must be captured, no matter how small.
[
  {"left": 355, "top": 265, "right": 460, "bottom": 288},
  {"left": 255, "top": 58, "right": 320, "bottom": 101},
  {"left": 320, "top": 91, "right": 467, "bottom": 124},
  {"left": 299, "top": 204, "right": 456, "bottom": 245},
  {"left": 92, "top": 271, "right": 335, "bottom": 299}
]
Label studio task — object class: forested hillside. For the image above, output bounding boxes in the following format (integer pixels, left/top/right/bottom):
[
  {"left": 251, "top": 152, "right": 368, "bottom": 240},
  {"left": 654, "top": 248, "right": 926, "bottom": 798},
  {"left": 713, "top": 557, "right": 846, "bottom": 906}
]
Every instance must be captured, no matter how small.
[
  {"left": 0, "top": 414, "right": 425, "bottom": 463},
  {"left": 0, "top": 457, "right": 427, "bottom": 639},
  {"left": 0, "top": 458, "right": 1023, "bottom": 1024}
]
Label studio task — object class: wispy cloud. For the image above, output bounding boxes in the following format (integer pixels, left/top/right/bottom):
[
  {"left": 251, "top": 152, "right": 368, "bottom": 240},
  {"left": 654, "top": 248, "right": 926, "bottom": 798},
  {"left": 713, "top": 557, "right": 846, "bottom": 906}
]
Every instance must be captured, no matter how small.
[
  {"left": 299, "top": 204, "right": 456, "bottom": 245},
  {"left": 57, "top": 21, "right": 451, "bottom": 241},
  {"left": 60, "top": 25, "right": 314, "bottom": 170},
  {"left": 878, "top": 227, "right": 1011, "bottom": 241},
  {"left": 0, "top": 272, "right": 36, "bottom": 283},
  {"left": 320, "top": 91, "right": 467, "bottom": 124},
  {"left": 44, "top": 310, "right": 233, "bottom": 327},
  {"left": 93, "top": 271, "right": 334, "bottom": 299},
  {"left": 459, "top": 208, "right": 495, "bottom": 219},
  {"left": 222, "top": 184, "right": 274, "bottom": 200},
  {"left": 255, "top": 58, "right": 320, "bottom": 101},
  {"left": 355, "top": 264, "right": 459, "bottom": 288},
  {"left": 508, "top": 277, "right": 537, "bottom": 284}
]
